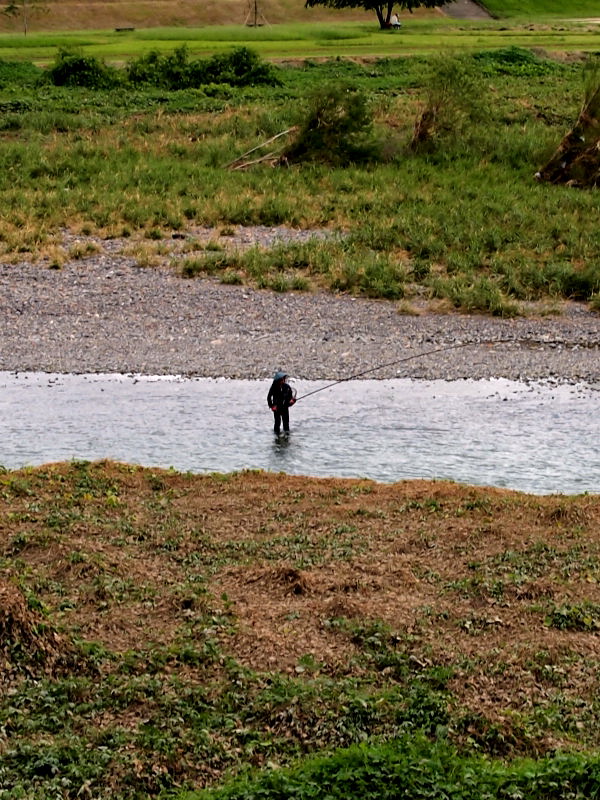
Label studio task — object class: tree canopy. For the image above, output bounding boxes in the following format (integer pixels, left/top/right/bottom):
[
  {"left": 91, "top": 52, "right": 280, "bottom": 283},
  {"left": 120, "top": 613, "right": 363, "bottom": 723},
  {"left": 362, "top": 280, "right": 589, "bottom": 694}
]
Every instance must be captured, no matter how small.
[{"left": 305, "top": 0, "right": 455, "bottom": 29}]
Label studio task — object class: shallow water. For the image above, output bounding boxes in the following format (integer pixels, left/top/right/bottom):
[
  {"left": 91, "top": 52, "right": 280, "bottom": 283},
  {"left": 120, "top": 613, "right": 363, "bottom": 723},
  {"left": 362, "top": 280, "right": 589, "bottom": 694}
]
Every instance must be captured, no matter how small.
[{"left": 1, "top": 372, "right": 598, "bottom": 495}]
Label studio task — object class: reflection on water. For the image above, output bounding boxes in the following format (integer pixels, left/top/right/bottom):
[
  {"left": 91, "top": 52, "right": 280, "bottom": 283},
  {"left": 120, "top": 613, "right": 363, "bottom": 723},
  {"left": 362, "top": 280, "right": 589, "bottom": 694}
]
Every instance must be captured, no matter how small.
[{"left": 0, "top": 372, "right": 598, "bottom": 495}]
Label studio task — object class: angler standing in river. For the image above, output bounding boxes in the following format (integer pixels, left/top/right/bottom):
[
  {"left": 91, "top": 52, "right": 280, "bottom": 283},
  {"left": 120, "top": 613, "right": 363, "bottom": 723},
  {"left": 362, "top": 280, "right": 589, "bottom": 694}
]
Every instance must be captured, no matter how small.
[{"left": 267, "top": 371, "right": 296, "bottom": 435}]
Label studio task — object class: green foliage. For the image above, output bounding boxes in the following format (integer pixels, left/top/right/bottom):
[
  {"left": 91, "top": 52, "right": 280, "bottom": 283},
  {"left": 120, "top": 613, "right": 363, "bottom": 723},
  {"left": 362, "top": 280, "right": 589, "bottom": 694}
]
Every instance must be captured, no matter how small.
[
  {"left": 0, "top": 57, "right": 41, "bottom": 87},
  {"left": 190, "top": 737, "right": 600, "bottom": 800},
  {"left": 547, "top": 602, "right": 600, "bottom": 631},
  {"left": 472, "top": 46, "right": 564, "bottom": 76},
  {"left": 47, "top": 48, "right": 121, "bottom": 89},
  {"left": 201, "top": 46, "right": 281, "bottom": 88},
  {"left": 284, "top": 83, "right": 377, "bottom": 165},
  {"left": 411, "top": 53, "right": 489, "bottom": 152},
  {"left": 126, "top": 46, "right": 199, "bottom": 89},
  {"left": 127, "top": 46, "right": 280, "bottom": 89}
]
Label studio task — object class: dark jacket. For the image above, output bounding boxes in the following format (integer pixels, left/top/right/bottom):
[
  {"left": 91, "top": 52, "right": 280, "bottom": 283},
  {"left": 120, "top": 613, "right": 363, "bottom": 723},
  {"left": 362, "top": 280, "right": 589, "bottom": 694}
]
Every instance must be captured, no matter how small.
[{"left": 267, "top": 379, "right": 294, "bottom": 411}]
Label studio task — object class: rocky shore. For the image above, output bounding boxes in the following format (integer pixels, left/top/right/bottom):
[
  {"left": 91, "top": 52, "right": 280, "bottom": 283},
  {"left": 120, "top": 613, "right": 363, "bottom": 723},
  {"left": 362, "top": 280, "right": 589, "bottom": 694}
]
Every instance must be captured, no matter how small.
[{"left": 1, "top": 226, "right": 599, "bottom": 384}]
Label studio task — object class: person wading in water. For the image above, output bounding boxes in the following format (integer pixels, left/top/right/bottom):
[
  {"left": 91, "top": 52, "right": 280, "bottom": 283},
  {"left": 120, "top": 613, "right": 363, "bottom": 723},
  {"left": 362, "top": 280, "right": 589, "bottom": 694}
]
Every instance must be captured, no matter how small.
[{"left": 267, "top": 371, "right": 296, "bottom": 435}]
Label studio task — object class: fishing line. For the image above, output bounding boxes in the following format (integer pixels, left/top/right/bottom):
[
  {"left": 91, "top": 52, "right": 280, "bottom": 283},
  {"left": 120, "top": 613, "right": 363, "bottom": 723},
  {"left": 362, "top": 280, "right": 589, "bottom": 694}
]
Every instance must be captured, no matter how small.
[{"left": 292, "top": 337, "right": 547, "bottom": 403}]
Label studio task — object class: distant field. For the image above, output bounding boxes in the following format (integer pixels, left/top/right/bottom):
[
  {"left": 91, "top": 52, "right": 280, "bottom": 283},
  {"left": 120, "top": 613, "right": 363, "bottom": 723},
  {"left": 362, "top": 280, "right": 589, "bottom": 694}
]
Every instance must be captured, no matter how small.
[
  {"left": 483, "top": 0, "right": 600, "bottom": 19},
  {"left": 0, "top": 0, "right": 370, "bottom": 33},
  {"left": 0, "top": 0, "right": 599, "bottom": 37},
  {"left": 1, "top": 20, "right": 600, "bottom": 65}
]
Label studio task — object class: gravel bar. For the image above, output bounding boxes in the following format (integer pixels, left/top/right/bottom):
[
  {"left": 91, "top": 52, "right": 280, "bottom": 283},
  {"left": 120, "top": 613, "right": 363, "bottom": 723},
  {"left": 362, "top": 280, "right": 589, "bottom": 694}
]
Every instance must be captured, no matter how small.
[{"left": 1, "top": 227, "right": 599, "bottom": 383}]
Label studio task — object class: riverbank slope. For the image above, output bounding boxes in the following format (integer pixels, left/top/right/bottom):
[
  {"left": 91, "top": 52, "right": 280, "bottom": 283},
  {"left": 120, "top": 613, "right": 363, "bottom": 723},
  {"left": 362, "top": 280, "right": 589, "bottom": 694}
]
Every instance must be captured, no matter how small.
[
  {"left": 2, "top": 461, "right": 600, "bottom": 799},
  {"left": 1, "top": 228, "right": 599, "bottom": 383}
]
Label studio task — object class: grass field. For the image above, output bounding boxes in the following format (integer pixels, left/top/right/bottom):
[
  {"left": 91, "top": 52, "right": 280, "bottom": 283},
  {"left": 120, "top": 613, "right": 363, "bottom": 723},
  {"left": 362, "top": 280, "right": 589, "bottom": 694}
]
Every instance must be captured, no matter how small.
[
  {"left": 1, "top": 19, "right": 600, "bottom": 64},
  {"left": 0, "top": 44, "right": 599, "bottom": 315},
  {"left": 483, "top": 0, "right": 600, "bottom": 19},
  {"left": 2, "top": 462, "right": 600, "bottom": 800},
  {"left": 1, "top": 9, "right": 600, "bottom": 800}
]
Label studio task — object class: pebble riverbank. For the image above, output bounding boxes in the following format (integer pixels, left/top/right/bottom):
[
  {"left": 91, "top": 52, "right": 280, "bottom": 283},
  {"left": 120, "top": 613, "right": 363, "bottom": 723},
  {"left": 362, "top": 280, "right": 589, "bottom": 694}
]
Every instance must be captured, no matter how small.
[{"left": 1, "top": 226, "right": 599, "bottom": 384}]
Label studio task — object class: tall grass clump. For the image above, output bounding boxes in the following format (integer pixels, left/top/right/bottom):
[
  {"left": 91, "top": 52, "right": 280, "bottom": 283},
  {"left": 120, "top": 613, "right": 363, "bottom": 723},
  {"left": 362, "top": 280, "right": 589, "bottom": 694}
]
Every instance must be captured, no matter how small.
[
  {"left": 411, "top": 53, "right": 489, "bottom": 153},
  {"left": 282, "top": 83, "right": 378, "bottom": 165}
]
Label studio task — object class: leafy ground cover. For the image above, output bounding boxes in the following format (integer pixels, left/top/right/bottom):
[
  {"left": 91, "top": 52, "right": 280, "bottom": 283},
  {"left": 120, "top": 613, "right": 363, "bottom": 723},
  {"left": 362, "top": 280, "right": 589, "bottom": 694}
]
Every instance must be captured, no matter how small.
[
  {"left": 0, "top": 45, "right": 599, "bottom": 314},
  {"left": 1, "top": 461, "right": 600, "bottom": 799},
  {"left": 483, "top": 0, "right": 600, "bottom": 19}
]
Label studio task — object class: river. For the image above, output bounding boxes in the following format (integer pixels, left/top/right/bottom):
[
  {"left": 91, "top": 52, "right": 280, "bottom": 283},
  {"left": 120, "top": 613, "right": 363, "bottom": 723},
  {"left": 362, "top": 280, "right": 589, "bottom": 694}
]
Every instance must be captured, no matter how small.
[{"left": 1, "top": 372, "right": 598, "bottom": 495}]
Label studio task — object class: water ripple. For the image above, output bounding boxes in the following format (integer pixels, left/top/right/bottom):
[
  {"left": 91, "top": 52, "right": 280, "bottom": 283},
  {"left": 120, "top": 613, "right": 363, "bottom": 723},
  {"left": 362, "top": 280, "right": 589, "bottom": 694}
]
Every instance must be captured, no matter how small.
[{"left": 1, "top": 372, "right": 598, "bottom": 495}]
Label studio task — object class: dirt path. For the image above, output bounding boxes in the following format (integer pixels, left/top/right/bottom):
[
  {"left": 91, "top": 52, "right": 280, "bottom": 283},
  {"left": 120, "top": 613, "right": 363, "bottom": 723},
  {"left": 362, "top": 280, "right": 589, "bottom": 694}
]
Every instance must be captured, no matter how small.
[{"left": 441, "top": 0, "right": 493, "bottom": 20}]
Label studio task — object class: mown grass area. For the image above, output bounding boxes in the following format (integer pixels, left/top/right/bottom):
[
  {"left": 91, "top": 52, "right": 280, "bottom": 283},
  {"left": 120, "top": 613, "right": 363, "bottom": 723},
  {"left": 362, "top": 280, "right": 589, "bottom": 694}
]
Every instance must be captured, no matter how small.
[
  {"left": 1, "top": 19, "right": 600, "bottom": 63},
  {"left": 2, "top": 462, "right": 600, "bottom": 800},
  {"left": 1, "top": 44, "right": 599, "bottom": 315},
  {"left": 484, "top": 0, "right": 600, "bottom": 19}
]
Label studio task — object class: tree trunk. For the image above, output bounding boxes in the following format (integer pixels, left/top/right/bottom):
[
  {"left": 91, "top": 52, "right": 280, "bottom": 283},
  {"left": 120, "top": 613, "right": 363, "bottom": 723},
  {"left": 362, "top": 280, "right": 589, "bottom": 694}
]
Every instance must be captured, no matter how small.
[
  {"left": 376, "top": 3, "right": 395, "bottom": 29},
  {"left": 385, "top": 0, "right": 393, "bottom": 25}
]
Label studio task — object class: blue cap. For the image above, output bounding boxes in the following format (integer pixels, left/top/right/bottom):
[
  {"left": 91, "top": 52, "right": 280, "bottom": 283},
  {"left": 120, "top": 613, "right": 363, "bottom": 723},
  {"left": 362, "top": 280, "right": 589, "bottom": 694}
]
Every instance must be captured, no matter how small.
[{"left": 273, "top": 371, "right": 287, "bottom": 380}]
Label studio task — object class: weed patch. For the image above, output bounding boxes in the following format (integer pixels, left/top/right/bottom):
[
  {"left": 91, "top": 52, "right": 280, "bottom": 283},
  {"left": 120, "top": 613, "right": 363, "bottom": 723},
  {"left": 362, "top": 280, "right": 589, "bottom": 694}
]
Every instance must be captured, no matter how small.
[
  {"left": 2, "top": 464, "right": 600, "bottom": 797},
  {"left": 0, "top": 51, "right": 598, "bottom": 310}
]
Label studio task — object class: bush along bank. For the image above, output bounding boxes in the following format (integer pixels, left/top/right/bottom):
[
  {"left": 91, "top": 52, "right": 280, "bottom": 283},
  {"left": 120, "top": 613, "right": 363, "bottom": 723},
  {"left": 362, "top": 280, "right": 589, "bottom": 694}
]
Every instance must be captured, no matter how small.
[
  {"left": 0, "top": 47, "right": 599, "bottom": 315},
  {"left": 46, "top": 45, "right": 280, "bottom": 89}
]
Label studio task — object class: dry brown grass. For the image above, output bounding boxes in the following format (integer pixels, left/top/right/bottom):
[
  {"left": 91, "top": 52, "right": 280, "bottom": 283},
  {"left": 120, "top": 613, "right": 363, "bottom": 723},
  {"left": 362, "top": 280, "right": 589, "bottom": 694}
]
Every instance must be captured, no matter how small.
[
  {"left": 2, "top": 461, "right": 600, "bottom": 730},
  {"left": 0, "top": 0, "right": 369, "bottom": 32}
]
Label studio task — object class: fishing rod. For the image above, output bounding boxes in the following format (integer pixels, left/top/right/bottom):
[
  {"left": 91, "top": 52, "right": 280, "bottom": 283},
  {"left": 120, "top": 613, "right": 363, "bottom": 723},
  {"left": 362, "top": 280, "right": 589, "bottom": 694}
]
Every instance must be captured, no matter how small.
[{"left": 293, "top": 337, "right": 512, "bottom": 403}]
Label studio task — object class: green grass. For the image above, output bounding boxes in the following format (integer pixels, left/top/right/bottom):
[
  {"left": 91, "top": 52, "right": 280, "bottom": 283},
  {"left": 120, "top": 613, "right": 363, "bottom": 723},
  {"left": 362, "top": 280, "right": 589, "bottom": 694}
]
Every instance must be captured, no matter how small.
[
  {"left": 484, "top": 0, "right": 600, "bottom": 19},
  {"left": 0, "top": 40, "right": 599, "bottom": 321},
  {"left": 0, "top": 48, "right": 599, "bottom": 313},
  {"left": 1, "top": 18, "right": 600, "bottom": 64}
]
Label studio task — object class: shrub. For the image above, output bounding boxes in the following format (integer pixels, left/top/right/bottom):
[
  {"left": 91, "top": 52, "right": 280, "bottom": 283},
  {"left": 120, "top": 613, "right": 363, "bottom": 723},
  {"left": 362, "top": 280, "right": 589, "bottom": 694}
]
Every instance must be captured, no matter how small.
[
  {"left": 127, "top": 46, "right": 198, "bottom": 89},
  {"left": 283, "top": 83, "right": 377, "bottom": 165},
  {"left": 126, "top": 46, "right": 280, "bottom": 90},
  {"left": 47, "top": 48, "right": 121, "bottom": 89},
  {"left": 411, "top": 54, "right": 489, "bottom": 152},
  {"left": 200, "top": 46, "right": 281, "bottom": 88}
]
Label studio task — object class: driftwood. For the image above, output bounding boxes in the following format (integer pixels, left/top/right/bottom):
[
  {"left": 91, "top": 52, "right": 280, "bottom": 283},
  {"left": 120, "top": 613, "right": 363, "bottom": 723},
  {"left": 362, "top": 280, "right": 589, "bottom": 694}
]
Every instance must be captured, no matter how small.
[
  {"left": 536, "top": 83, "right": 600, "bottom": 188},
  {"left": 230, "top": 151, "right": 279, "bottom": 171},
  {"left": 224, "top": 127, "right": 297, "bottom": 170}
]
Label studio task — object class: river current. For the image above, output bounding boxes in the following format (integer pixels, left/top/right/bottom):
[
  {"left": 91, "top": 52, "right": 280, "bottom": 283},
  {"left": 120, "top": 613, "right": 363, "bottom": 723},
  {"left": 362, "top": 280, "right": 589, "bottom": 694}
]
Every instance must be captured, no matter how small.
[{"left": 1, "top": 372, "right": 598, "bottom": 495}]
